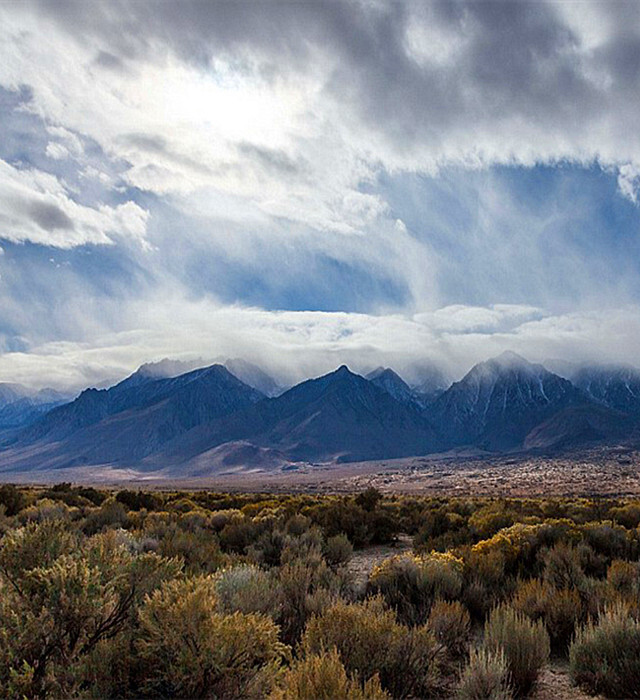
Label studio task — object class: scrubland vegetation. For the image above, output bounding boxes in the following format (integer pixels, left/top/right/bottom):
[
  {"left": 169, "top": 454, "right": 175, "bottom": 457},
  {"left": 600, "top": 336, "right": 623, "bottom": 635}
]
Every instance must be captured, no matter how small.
[{"left": 1, "top": 483, "right": 640, "bottom": 698}]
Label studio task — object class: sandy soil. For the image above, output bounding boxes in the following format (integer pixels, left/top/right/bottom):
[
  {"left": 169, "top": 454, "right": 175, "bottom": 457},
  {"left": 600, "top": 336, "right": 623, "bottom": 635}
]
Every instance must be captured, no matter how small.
[
  {"left": 531, "top": 662, "right": 601, "bottom": 700},
  {"left": 347, "top": 533, "right": 413, "bottom": 588},
  {"left": 2, "top": 444, "right": 640, "bottom": 498}
]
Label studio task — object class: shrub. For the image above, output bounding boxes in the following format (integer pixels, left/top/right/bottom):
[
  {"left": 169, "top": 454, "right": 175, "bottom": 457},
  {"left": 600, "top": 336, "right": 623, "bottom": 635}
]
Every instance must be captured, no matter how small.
[
  {"left": 427, "top": 600, "right": 471, "bottom": 661},
  {"left": 158, "top": 523, "right": 226, "bottom": 573},
  {"left": 215, "top": 564, "right": 280, "bottom": 617},
  {"left": 368, "top": 552, "right": 463, "bottom": 626},
  {"left": 276, "top": 555, "right": 343, "bottom": 646},
  {"left": 457, "top": 648, "right": 512, "bottom": 700},
  {"left": 483, "top": 604, "right": 549, "bottom": 697},
  {"left": 355, "top": 487, "right": 383, "bottom": 512},
  {"left": 271, "top": 649, "right": 389, "bottom": 699},
  {"left": 0, "top": 484, "right": 26, "bottom": 517},
  {"left": 511, "top": 578, "right": 583, "bottom": 650},
  {"left": 219, "top": 515, "right": 260, "bottom": 553},
  {"left": 0, "top": 519, "right": 78, "bottom": 581},
  {"left": 324, "top": 533, "right": 353, "bottom": 567},
  {"left": 582, "top": 521, "right": 628, "bottom": 559},
  {"left": 469, "top": 505, "right": 514, "bottom": 540},
  {"left": 18, "top": 497, "right": 73, "bottom": 524},
  {"left": 0, "top": 526, "right": 179, "bottom": 698},
  {"left": 116, "top": 489, "right": 160, "bottom": 511},
  {"left": 138, "top": 576, "right": 286, "bottom": 698},
  {"left": 541, "top": 543, "right": 585, "bottom": 590},
  {"left": 284, "top": 513, "right": 312, "bottom": 536},
  {"left": 83, "top": 498, "right": 129, "bottom": 535},
  {"left": 569, "top": 604, "right": 640, "bottom": 698},
  {"left": 301, "top": 597, "right": 442, "bottom": 698},
  {"left": 606, "top": 559, "right": 639, "bottom": 595}
]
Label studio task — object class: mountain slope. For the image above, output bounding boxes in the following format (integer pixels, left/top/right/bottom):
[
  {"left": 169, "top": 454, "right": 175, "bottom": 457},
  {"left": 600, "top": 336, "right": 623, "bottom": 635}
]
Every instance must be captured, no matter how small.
[
  {"left": 570, "top": 365, "right": 640, "bottom": 415},
  {"left": 0, "top": 384, "right": 72, "bottom": 431},
  {"left": 365, "top": 367, "right": 417, "bottom": 405},
  {"left": 156, "top": 365, "right": 443, "bottom": 469},
  {"left": 5, "top": 364, "right": 264, "bottom": 468},
  {"left": 20, "top": 362, "right": 258, "bottom": 444},
  {"left": 223, "top": 358, "right": 283, "bottom": 397},
  {"left": 431, "top": 351, "right": 591, "bottom": 450},
  {"left": 524, "top": 404, "right": 636, "bottom": 451}
]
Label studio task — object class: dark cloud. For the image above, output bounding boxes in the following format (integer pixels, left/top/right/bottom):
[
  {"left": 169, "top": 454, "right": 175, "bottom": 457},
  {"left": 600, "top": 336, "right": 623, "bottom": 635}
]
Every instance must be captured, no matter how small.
[
  {"left": 237, "top": 142, "right": 304, "bottom": 177},
  {"left": 28, "top": 0, "right": 640, "bottom": 163},
  {"left": 119, "top": 133, "right": 213, "bottom": 176},
  {"left": 93, "top": 50, "right": 126, "bottom": 72},
  {"left": 28, "top": 201, "right": 74, "bottom": 231}
]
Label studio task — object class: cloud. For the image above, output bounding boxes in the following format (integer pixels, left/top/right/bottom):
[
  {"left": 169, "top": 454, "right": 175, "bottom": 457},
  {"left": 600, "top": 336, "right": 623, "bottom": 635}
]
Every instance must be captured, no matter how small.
[
  {"left": 0, "top": 159, "right": 149, "bottom": 248},
  {"left": 3, "top": 0, "right": 639, "bottom": 229},
  {"left": 1, "top": 298, "right": 640, "bottom": 391},
  {"left": 618, "top": 164, "right": 640, "bottom": 204},
  {"left": 0, "top": 1, "right": 639, "bottom": 390}
]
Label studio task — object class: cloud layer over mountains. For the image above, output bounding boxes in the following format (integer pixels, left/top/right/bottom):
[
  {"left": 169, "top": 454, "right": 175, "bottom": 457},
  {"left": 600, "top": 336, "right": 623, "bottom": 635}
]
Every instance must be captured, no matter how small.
[{"left": 1, "top": 1, "right": 640, "bottom": 389}]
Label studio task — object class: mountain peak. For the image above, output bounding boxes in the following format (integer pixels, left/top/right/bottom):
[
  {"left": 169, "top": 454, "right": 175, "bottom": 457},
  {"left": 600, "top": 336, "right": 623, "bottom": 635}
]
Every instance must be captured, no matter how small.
[
  {"left": 365, "top": 366, "right": 388, "bottom": 380},
  {"left": 492, "top": 350, "right": 530, "bottom": 367},
  {"left": 333, "top": 364, "right": 354, "bottom": 377}
]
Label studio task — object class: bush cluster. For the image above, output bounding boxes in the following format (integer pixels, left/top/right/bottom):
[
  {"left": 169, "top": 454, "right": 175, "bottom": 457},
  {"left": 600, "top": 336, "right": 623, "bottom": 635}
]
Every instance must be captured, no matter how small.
[{"left": 0, "top": 484, "right": 639, "bottom": 698}]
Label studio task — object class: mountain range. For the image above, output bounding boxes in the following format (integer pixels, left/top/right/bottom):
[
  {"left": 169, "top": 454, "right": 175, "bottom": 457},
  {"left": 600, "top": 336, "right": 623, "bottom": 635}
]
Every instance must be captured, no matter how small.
[
  {"left": 0, "top": 351, "right": 639, "bottom": 477},
  {"left": 0, "top": 383, "right": 72, "bottom": 433}
]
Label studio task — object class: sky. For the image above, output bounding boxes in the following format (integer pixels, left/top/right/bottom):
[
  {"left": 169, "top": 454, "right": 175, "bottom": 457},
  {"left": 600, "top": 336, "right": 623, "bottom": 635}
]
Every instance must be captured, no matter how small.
[{"left": 1, "top": 0, "right": 640, "bottom": 390}]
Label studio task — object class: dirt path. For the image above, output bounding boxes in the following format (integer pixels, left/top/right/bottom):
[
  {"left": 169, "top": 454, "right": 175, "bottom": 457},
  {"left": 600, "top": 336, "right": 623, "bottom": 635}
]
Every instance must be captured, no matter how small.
[
  {"left": 531, "top": 662, "right": 601, "bottom": 700},
  {"left": 347, "top": 533, "right": 413, "bottom": 589}
]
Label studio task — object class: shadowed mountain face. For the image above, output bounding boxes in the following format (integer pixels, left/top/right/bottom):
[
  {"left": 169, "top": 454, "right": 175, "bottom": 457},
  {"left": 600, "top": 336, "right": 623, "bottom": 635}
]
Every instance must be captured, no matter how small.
[
  {"left": 524, "top": 404, "right": 636, "bottom": 451},
  {"left": 570, "top": 366, "right": 640, "bottom": 415},
  {"left": 0, "top": 383, "right": 71, "bottom": 430},
  {"left": 2, "top": 353, "right": 640, "bottom": 476},
  {"left": 158, "top": 366, "right": 444, "bottom": 468},
  {"left": 431, "top": 351, "right": 592, "bottom": 450},
  {"left": 17, "top": 365, "right": 264, "bottom": 458},
  {"left": 365, "top": 367, "right": 417, "bottom": 405}
]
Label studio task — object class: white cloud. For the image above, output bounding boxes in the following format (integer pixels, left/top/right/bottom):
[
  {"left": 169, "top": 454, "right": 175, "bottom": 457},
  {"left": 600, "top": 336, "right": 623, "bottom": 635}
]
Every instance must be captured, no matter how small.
[
  {"left": 0, "top": 1, "right": 639, "bottom": 390},
  {"left": 45, "top": 141, "right": 70, "bottom": 160},
  {"left": 0, "top": 296, "right": 639, "bottom": 391},
  {"left": 4, "top": 1, "right": 639, "bottom": 235},
  {"left": 618, "top": 164, "right": 640, "bottom": 204},
  {"left": 0, "top": 158, "right": 149, "bottom": 248}
]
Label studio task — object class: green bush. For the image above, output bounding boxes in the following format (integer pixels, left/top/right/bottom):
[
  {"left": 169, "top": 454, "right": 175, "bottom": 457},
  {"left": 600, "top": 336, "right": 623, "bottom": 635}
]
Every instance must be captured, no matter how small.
[
  {"left": 215, "top": 564, "right": 280, "bottom": 617},
  {"left": 511, "top": 578, "right": 584, "bottom": 650},
  {"left": 457, "top": 647, "right": 512, "bottom": 700},
  {"left": 427, "top": 600, "right": 471, "bottom": 661},
  {"left": 138, "top": 576, "right": 286, "bottom": 698},
  {"left": 569, "top": 604, "right": 640, "bottom": 698},
  {"left": 0, "top": 525, "right": 179, "bottom": 698},
  {"left": 483, "top": 604, "right": 549, "bottom": 697},
  {"left": 0, "top": 484, "right": 26, "bottom": 517},
  {"left": 276, "top": 555, "right": 344, "bottom": 646},
  {"left": 606, "top": 559, "right": 639, "bottom": 595},
  {"left": 158, "top": 523, "right": 226, "bottom": 573},
  {"left": 324, "top": 533, "right": 353, "bottom": 567},
  {"left": 301, "top": 597, "right": 443, "bottom": 698},
  {"left": 541, "top": 543, "right": 586, "bottom": 590},
  {"left": 82, "top": 498, "right": 129, "bottom": 534},
  {"left": 271, "top": 649, "right": 389, "bottom": 699},
  {"left": 367, "top": 552, "right": 463, "bottom": 626}
]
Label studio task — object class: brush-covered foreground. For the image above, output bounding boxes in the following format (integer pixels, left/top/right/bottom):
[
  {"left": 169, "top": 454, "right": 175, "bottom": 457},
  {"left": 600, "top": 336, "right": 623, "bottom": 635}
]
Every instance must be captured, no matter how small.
[{"left": 1, "top": 484, "right": 640, "bottom": 698}]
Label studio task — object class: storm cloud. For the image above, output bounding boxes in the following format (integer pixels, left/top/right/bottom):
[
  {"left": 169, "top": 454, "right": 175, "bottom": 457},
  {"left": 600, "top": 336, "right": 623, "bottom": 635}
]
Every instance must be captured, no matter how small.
[{"left": 0, "top": 1, "right": 639, "bottom": 389}]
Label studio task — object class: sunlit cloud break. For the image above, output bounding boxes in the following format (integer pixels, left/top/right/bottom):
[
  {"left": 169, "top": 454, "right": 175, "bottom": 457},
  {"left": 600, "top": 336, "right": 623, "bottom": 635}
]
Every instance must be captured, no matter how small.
[{"left": 0, "top": 1, "right": 640, "bottom": 390}]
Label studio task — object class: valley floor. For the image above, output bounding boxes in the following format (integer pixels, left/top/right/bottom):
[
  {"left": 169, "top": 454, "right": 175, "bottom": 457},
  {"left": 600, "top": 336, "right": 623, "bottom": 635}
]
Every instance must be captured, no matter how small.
[{"left": 2, "top": 444, "right": 640, "bottom": 497}]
